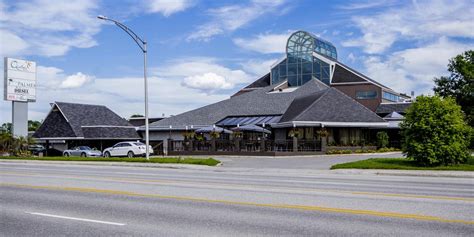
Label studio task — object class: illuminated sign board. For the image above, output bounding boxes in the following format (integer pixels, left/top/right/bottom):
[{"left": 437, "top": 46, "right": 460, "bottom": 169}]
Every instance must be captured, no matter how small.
[{"left": 4, "top": 57, "right": 36, "bottom": 102}]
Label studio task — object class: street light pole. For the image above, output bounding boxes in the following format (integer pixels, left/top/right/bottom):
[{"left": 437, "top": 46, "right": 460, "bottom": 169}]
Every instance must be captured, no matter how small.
[{"left": 97, "top": 15, "right": 150, "bottom": 160}]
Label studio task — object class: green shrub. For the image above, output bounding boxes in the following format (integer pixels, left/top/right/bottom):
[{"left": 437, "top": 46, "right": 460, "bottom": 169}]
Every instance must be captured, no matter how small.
[
  {"left": 400, "top": 96, "right": 471, "bottom": 166},
  {"left": 376, "top": 131, "right": 389, "bottom": 149},
  {"left": 326, "top": 149, "right": 352, "bottom": 155},
  {"left": 378, "top": 147, "right": 400, "bottom": 152}
]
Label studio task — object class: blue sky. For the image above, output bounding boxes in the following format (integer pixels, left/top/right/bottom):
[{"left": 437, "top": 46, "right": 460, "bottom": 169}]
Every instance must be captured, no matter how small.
[{"left": 1, "top": 0, "right": 473, "bottom": 123}]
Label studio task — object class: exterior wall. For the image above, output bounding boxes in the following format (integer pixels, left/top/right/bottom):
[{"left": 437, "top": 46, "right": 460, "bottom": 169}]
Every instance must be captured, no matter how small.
[
  {"left": 331, "top": 83, "right": 382, "bottom": 111},
  {"left": 274, "top": 128, "right": 287, "bottom": 140},
  {"left": 149, "top": 131, "right": 184, "bottom": 155}
]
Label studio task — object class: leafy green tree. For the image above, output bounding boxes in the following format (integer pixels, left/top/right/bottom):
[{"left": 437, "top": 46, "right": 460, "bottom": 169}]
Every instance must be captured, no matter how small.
[
  {"left": 434, "top": 50, "right": 474, "bottom": 126},
  {"left": 1, "top": 123, "right": 12, "bottom": 134},
  {"left": 376, "top": 131, "right": 389, "bottom": 148},
  {"left": 28, "top": 120, "right": 42, "bottom": 131},
  {"left": 400, "top": 96, "right": 471, "bottom": 166}
]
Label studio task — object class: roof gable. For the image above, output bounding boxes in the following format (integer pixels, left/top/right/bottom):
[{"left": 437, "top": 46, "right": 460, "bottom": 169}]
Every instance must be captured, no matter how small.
[
  {"left": 33, "top": 105, "right": 77, "bottom": 138},
  {"left": 281, "top": 88, "right": 385, "bottom": 123},
  {"left": 55, "top": 102, "right": 133, "bottom": 137},
  {"left": 149, "top": 79, "right": 329, "bottom": 128}
]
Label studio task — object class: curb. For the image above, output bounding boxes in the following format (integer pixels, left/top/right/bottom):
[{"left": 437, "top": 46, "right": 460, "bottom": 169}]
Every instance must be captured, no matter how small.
[
  {"left": 331, "top": 169, "right": 474, "bottom": 178},
  {"left": 0, "top": 159, "right": 220, "bottom": 171}
]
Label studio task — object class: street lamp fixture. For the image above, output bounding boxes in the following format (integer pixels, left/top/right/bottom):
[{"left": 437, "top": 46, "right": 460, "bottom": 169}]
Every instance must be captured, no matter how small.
[{"left": 97, "top": 15, "right": 150, "bottom": 160}]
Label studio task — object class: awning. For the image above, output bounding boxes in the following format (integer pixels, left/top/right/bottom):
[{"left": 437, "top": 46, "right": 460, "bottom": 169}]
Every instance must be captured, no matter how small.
[
  {"left": 195, "top": 126, "right": 233, "bottom": 134},
  {"left": 231, "top": 124, "right": 271, "bottom": 134},
  {"left": 217, "top": 115, "right": 281, "bottom": 126}
]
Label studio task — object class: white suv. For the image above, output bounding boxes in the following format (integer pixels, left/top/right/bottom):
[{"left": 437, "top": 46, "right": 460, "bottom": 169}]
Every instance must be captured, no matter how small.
[{"left": 103, "top": 142, "right": 153, "bottom": 158}]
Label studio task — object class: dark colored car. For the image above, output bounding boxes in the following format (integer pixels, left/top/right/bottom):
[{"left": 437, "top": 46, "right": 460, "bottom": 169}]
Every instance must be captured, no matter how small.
[{"left": 28, "top": 144, "right": 46, "bottom": 155}]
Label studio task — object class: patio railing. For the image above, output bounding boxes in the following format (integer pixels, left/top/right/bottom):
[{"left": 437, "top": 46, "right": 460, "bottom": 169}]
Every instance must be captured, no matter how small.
[{"left": 168, "top": 139, "right": 321, "bottom": 153}]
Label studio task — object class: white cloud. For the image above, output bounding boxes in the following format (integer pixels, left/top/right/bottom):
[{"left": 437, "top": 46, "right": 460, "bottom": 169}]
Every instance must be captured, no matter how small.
[
  {"left": 0, "top": 0, "right": 100, "bottom": 57},
  {"left": 187, "top": 0, "right": 288, "bottom": 41},
  {"left": 0, "top": 29, "right": 29, "bottom": 56},
  {"left": 234, "top": 32, "right": 291, "bottom": 54},
  {"left": 1, "top": 72, "right": 230, "bottom": 122},
  {"left": 347, "top": 53, "right": 356, "bottom": 63},
  {"left": 145, "top": 0, "right": 195, "bottom": 16},
  {"left": 363, "top": 38, "right": 473, "bottom": 95},
  {"left": 336, "top": 0, "right": 397, "bottom": 10},
  {"left": 59, "top": 72, "right": 94, "bottom": 89},
  {"left": 32, "top": 66, "right": 94, "bottom": 90},
  {"left": 343, "top": 0, "right": 474, "bottom": 54},
  {"left": 182, "top": 72, "right": 233, "bottom": 91},
  {"left": 153, "top": 57, "right": 253, "bottom": 92},
  {"left": 240, "top": 58, "right": 278, "bottom": 76}
]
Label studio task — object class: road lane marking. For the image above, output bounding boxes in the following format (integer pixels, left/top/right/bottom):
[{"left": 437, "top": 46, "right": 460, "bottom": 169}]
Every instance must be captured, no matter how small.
[
  {"left": 25, "top": 212, "right": 126, "bottom": 226},
  {"left": 3, "top": 183, "right": 474, "bottom": 225},
  {"left": 2, "top": 172, "right": 473, "bottom": 202}
]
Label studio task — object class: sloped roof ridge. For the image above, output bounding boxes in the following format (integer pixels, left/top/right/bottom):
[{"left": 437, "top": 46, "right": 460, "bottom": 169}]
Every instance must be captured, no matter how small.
[
  {"left": 55, "top": 101, "right": 107, "bottom": 107},
  {"left": 334, "top": 61, "right": 391, "bottom": 90},
  {"left": 291, "top": 89, "right": 331, "bottom": 121},
  {"left": 329, "top": 87, "right": 384, "bottom": 119}
]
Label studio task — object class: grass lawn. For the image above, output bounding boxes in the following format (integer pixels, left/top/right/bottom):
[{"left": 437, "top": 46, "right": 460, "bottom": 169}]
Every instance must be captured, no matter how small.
[
  {"left": 0, "top": 156, "right": 220, "bottom": 166},
  {"left": 331, "top": 157, "right": 474, "bottom": 171}
]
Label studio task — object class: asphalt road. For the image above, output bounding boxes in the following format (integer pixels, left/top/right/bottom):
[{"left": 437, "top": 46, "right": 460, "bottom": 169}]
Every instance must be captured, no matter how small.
[{"left": 1, "top": 162, "right": 473, "bottom": 236}]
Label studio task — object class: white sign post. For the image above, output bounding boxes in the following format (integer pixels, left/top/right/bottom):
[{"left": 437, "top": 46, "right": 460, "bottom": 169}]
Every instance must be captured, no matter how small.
[{"left": 4, "top": 57, "right": 37, "bottom": 137}]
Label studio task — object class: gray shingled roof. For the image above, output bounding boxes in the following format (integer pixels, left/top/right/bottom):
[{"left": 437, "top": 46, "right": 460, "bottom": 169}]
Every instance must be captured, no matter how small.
[
  {"left": 82, "top": 127, "right": 140, "bottom": 139},
  {"left": 34, "top": 102, "right": 138, "bottom": 139},
  {"left": 376, "top": 103, "right": 412, "bottom": 114},
  {"left": 148, "top": 79, "right": 329, "bottom": 129},
  {"left": 55, "top": 101, "right": 133, "bottom": 137},
  {"left": 280, "top": 88, "right": 386, "bottom": 123},
  {"left": 243, "top": 73, "right": 270, "bottom": 89}
]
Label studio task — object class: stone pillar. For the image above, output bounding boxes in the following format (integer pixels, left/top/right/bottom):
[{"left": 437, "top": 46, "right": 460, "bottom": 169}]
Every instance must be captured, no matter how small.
[
  {"left": 293, "top": 136, "right": 298, "bottom": 152},
  {"left": 321, "top": 137, "right": 327, "bottom": 153},
  {"left": 211, "top": 138, "right": 216, "bottom": 152},
  {"left": 234, "top": 139, "right": 240, "bottom": 152},
  {"left": 163, "top": 139, "right": 169, "bottom": 156},
  {"left": 189, "top": 138, "right": 194, "bottom": 151}
]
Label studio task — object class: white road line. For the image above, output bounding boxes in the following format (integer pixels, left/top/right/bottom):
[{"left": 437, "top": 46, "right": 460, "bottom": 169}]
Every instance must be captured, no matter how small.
[{"left": 26, "top": 212, "right": 126, "bottom": 226}]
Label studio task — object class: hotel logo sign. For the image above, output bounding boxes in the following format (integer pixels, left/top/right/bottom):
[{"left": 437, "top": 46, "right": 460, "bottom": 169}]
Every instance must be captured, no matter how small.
[{"left": 4, "top": 57, "right": 37, "bottom": 102}]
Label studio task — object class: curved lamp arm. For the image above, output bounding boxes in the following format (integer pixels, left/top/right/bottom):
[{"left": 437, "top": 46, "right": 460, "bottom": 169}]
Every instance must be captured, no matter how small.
[{"left": 97, "top": 15, "right": 146, "bottom": 53}]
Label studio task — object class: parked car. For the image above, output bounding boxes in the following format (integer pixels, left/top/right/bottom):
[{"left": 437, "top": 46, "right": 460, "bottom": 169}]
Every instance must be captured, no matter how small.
[
  {"left": 103, "top": 142, "right": 153, "bottom": 158},
  {"left": 28, "top": 144, "right": 46, "bottom": 155},
  {"left": 63, "top": 146, "right": 102, "bottom": 157}
]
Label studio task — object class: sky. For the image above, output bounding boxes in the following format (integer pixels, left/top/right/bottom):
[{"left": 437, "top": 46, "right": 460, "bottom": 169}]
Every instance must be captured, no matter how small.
[{"left": 1, "top": 0, "right": 473, "bottom": 123}]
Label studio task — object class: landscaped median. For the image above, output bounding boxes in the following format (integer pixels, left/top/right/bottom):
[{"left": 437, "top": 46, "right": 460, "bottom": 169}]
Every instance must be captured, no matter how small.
[
  {"left": 0, "top": 156, "right": 221, "bottom": 166},
  {"left": 331, "top": 157, "right": 474, "bottom": 171}
]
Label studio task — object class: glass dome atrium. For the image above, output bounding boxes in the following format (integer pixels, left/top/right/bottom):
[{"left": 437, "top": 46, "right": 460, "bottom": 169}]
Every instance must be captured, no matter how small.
[{"left": 271, "top": 31, "right": 337, "bottom": 87}]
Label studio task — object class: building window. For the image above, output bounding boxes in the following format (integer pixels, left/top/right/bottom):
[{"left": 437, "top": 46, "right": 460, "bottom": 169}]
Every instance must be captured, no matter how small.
[
  {"left": 356, "top": 91, "right": 377, "bottom": 99},
  {"left": 383, "top": 91, "right": 400, "bottom": 102}
]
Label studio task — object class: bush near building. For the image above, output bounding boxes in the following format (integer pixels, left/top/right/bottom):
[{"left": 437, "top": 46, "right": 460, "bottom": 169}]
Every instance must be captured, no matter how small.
[
  {"left": 376, "top": 131, "right": 389, "bottom": 149},
  {"left": 400, "top": 95, "right": 471, "bottom": 166}
]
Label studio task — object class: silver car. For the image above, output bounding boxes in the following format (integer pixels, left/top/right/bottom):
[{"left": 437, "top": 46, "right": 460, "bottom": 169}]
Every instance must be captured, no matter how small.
[{"left": 63, "top": 146, "right": 102, "bottom": 157}]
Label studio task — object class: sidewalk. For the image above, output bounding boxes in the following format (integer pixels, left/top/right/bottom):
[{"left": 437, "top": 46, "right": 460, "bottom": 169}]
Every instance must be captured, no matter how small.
[{"left": 1, "top": 159, "right": 473, "bottom": 178}]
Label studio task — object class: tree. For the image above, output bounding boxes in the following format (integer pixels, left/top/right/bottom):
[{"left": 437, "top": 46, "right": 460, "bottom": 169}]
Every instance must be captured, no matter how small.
[
  {"left": 376, "top": 131, "right": 389, "bottom": 149},
  {"left": 434, "top": 50, "right": 474, "bottom": 126},
  {"left": 1, "top": 123, "right": 12, "bottom": 134},
  {"left": 400, "top": 96, "right": 471, "bottom": 166},
  {"left": 130, "top": 114, "right": 144, "bottom": 118},
  {"left": 28, "top": 120, "right": 42, "bottom": 131}
]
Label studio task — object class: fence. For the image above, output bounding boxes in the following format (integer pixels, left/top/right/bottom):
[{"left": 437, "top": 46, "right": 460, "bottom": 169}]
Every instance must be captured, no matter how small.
[{"left": 169, "top": 139, "right": 321, "bottom": 153}]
